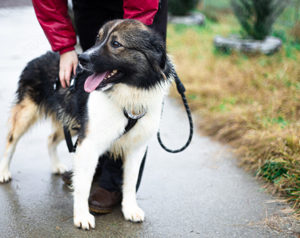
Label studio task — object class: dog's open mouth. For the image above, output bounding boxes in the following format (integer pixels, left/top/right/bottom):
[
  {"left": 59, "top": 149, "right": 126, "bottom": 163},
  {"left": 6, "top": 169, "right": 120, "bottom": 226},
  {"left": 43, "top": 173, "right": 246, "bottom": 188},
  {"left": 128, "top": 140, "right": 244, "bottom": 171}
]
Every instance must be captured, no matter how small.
[{"left": 84, "top": 70, "right": 119, "bottom": 93}]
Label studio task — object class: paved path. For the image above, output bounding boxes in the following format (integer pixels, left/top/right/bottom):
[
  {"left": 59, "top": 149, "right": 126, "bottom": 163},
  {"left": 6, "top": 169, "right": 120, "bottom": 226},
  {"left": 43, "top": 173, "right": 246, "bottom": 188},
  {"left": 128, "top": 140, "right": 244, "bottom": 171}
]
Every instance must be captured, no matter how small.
[{"left": 0, "top": 7, "right": 298, "bottom": 238}]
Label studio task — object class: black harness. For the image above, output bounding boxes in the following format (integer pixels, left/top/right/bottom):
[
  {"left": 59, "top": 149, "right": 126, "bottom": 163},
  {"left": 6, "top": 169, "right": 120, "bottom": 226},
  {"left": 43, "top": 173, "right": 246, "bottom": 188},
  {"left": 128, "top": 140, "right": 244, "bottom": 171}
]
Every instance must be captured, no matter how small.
[{"left": 63, "top": 110, "right": 142, "bottom": 153}]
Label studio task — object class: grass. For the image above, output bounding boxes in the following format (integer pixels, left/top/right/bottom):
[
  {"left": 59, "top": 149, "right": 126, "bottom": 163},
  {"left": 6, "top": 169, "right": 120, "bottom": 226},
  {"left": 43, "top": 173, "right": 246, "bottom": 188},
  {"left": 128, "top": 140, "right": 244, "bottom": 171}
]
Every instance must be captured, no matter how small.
[{"left": 166, "top": 10, "right": 300, "bottom": 215}]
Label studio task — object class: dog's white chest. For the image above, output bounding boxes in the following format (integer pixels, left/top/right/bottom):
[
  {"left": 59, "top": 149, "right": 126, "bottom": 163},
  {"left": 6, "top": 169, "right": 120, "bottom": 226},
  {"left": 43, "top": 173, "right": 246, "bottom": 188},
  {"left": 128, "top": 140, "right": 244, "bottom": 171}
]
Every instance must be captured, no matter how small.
[
  {"left": 87, "top": 91, "right": 127, "bottom": 143},
  {"left": 86, "top": 85, "right": 166, "bottom": 156}
]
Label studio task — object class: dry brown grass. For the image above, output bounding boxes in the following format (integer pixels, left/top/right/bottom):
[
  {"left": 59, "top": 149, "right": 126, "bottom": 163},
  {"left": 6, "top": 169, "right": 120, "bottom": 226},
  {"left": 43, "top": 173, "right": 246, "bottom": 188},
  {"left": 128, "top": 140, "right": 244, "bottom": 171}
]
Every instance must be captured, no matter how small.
[{"left": 167, "top": 15, "right": 300, "bottom": 213}]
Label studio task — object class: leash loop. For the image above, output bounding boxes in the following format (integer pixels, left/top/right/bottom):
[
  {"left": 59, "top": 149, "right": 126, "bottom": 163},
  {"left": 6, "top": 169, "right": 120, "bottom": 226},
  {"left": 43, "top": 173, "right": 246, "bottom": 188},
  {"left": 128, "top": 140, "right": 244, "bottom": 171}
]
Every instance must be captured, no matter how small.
[{"left": 157, "top": 73, "right": 194, "bottom": 153}]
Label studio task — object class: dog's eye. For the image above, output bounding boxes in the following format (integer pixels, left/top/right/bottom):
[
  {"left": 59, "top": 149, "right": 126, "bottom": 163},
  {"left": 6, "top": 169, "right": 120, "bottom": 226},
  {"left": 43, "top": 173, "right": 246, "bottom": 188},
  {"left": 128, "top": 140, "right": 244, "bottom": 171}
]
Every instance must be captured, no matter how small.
[{"left": 111, "top": 40, "right": 122, "bottom": 48}]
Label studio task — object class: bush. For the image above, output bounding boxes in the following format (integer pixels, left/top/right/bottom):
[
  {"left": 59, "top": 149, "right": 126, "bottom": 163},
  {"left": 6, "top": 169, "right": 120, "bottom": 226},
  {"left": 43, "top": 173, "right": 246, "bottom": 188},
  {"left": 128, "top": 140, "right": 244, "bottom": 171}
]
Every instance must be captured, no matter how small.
[
  {"left": 231, "top": 0, "right": 290, "bottom": 40},
  {"left": 168, "top": 0, "right": 199, "bottom": 16}
]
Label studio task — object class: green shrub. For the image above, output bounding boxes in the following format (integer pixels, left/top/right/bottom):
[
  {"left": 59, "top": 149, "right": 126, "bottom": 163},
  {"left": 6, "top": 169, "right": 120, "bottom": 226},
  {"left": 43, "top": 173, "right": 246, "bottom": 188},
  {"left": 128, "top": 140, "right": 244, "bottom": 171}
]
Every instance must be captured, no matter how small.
[
  {"left": 258, "top": 160, "right": 288, "bottom": 182},
  {"left": 231, "top": 0, "right": 290, "bottom": 40}
]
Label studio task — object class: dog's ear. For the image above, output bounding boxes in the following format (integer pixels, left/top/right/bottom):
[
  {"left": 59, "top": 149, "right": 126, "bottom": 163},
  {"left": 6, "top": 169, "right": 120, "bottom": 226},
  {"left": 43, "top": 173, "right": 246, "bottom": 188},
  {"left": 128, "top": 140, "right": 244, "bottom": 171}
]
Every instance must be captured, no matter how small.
[
  {"left": 136, "top": 30, "right": 170, "bottom": 79},
  {"left": 149, "top": 34, "right": 174, "bottom": 81},
  {"left": 149, "top": 34, "right": 167, "bottom": 70}
]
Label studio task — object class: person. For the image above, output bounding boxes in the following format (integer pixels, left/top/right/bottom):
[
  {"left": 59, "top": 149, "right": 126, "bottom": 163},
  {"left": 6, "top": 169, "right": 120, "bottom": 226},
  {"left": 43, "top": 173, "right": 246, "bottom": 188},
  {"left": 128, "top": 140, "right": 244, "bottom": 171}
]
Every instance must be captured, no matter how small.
[{"left": 32, "top": 0, "right": 168, "bottom": 214}]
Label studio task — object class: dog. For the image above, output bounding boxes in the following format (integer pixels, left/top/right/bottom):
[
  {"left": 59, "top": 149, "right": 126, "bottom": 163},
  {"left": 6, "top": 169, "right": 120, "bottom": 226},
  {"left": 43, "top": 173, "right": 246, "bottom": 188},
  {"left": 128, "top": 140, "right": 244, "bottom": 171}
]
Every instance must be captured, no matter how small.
[{"left": 0, "top": 19, "right": 175, "bottom": 229}]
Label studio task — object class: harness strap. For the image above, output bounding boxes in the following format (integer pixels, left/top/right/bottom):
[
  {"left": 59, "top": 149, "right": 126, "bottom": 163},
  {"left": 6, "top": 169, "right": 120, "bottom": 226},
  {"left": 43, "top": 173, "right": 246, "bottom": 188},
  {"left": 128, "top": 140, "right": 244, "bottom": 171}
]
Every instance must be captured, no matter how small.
[
  {"left": 123, "top": 110, "right": 139, "bottom": 134},
  {"left": 63, "top": 126, "right": 76, "bottom": 153}
]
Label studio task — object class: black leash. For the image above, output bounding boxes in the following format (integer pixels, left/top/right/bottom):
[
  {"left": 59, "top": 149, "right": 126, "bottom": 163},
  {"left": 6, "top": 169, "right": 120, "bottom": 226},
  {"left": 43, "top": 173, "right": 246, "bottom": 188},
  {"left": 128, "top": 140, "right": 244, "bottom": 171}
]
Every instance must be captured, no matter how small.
[{"left": 157, "top": 73, "right": 194, "bottom": 153}]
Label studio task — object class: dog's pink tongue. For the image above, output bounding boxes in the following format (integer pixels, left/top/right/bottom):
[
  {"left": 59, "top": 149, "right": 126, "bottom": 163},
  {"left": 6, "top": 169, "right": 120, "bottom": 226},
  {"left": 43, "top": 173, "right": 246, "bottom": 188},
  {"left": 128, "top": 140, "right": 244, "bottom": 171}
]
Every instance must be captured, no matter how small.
[{"left": 84, "top": 72, "right": 107, "bottom": 93}]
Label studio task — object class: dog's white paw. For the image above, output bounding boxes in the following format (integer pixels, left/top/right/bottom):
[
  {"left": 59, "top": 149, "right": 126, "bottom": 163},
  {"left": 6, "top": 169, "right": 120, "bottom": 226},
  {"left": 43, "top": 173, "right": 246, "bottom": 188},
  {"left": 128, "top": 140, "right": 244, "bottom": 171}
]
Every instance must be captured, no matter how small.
[
  {"left": 122, "top": 203, "right": 145, "bottom": 222},
  {"left": 74, "top": 212, "right": 95, "bottom": 230},
  {"left": 51, "top": 163, "right": 67, "bottom": 175},
  {"left": 0, "top": 168, "right": 11, "bottom": 183}
]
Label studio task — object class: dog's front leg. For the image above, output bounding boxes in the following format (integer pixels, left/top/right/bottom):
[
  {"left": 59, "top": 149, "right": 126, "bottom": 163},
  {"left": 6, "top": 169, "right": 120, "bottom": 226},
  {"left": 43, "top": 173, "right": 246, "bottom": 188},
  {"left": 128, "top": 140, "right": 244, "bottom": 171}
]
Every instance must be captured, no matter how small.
[
  {"left": 72, "top": 139, "right": 100, "bottom": 230},
  {"left": 122, "top": 146, "right": 147, "bottom": 222}
]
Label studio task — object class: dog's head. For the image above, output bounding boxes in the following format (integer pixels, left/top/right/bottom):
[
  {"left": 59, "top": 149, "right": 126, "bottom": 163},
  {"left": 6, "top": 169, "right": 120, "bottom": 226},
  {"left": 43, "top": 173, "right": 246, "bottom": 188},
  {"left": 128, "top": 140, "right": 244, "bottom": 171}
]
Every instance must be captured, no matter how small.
[{"left": 79, "top": 19, "right": 172, "bottom": 92}]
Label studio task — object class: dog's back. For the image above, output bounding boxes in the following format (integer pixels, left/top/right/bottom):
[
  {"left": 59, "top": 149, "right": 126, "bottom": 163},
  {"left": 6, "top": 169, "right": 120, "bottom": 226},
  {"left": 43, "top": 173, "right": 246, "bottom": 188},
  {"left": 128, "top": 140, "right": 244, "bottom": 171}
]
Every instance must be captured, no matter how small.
[
  {"left": 17, "top": 52, "right": 89, "bottom": 126},
  {"left": 17, "top": 51, "right": 59, "bottom": 104}
]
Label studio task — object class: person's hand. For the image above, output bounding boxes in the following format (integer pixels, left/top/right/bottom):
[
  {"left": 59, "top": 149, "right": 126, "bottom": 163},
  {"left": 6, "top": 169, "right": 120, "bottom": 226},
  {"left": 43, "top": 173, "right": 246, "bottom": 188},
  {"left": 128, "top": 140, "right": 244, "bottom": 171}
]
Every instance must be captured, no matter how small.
[{"left": 59, "top": 50, "right": 78, "bottom": 88}]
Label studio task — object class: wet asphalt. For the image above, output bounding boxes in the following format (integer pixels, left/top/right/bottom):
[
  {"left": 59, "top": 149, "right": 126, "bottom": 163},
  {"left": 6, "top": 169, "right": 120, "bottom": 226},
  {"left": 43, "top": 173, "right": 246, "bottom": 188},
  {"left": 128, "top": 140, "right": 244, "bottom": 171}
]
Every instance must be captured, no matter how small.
[{"left": 0, "top": 6, "right": 298, "bottom": 238}]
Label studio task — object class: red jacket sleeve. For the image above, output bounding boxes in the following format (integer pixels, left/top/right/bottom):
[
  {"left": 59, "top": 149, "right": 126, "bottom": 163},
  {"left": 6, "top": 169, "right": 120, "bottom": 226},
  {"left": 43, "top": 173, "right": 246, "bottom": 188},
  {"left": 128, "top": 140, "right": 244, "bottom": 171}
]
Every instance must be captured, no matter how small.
[
  {"left": 32, "top": 0, "right": 76, "bottom": 54},
  {"left": 123, "top": 0, "right": 159, "bottom": 25}
]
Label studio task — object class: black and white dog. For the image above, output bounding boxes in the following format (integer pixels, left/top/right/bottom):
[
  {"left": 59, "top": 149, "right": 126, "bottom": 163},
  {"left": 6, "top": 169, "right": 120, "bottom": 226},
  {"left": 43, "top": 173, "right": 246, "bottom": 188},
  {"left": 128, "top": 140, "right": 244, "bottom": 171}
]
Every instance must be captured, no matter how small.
[{"left": 0, "top": 19, "right": 174, "bottom": 229}]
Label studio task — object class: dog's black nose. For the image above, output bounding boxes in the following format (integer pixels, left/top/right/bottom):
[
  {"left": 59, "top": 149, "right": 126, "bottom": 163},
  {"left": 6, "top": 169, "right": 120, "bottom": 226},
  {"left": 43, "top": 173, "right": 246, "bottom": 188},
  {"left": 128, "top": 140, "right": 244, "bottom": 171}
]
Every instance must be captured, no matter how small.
[{"left": 78, "top": 53, "right": 91, "bottom": 67}]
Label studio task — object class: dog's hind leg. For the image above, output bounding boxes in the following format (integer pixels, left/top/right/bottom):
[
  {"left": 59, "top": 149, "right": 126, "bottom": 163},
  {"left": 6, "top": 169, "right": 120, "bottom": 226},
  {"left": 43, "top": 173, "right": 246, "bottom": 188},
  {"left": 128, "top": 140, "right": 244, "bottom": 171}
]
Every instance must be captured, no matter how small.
[
  {"left": 47, "top": 124, "right": 67, "bottom": 174},
  {"left": 0, "top": 98, "right": 38, "bottom": 183}
]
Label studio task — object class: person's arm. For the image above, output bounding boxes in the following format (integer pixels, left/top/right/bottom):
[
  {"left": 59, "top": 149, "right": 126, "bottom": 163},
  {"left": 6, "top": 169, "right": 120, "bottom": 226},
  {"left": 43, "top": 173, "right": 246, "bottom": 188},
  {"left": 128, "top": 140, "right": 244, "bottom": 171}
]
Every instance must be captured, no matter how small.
[
  {"left": 32, "top": 0, "right": 77, "bottom": 88},
  {"left": 123, "top": 0, "right": 159, "bottom": 25}
]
